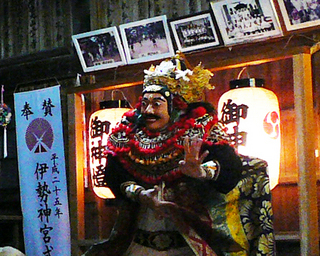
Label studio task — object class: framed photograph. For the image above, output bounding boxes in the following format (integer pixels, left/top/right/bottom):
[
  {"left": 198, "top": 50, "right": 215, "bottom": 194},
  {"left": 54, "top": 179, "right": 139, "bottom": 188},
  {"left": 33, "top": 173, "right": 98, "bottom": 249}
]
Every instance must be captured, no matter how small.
[
  {"left": 169, "top": 11, "right": 222, "bottom": 52},
  {"left": 119, "top": 15, "right": 175, "bottom": 64},
  {"left": 210, "top": 0, "right": 283, "bottom": 46},
  {"left": 277, "top": 0, "right": 320, "bottom": 31},
  {"left": 72, "top": 27, "right": 127, "bottom": 72}
]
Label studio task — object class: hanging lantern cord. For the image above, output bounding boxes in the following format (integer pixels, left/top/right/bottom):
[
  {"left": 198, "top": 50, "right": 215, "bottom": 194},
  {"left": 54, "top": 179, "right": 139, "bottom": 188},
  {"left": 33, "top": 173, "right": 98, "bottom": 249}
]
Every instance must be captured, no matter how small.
[
  {"left": 111, "top": 89, "right": 133, "bottom": 108},
  {"left": 237, "top": 67, "right": 251, "bottom": 80}
]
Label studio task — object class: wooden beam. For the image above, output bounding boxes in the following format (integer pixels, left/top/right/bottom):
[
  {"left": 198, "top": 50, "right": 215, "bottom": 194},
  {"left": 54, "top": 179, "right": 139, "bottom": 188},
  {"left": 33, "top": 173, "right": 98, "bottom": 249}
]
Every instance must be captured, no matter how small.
[
  {"left": 67, "top": 93, "right": 86, "bottom": 255},
  {"left": 66, "top": 39, "right": 312, "bottom": 95},
  {"left": 293, "top": 53, "right": 319, "bottom": 255},
  {"left": 275, "top": 231, "right": 300, "bottom": 242},
  {"left": 199, "top": 45, "right": 310, "bottom": 72},
  {"left": 69, "top": 80, "right": 142, "bottom": 95},
  {"left": 0, "top": 215, "right": 22, "bottom": 221},
  {"left": 311, "top": 42, "right": 320, "bottom": 55}
]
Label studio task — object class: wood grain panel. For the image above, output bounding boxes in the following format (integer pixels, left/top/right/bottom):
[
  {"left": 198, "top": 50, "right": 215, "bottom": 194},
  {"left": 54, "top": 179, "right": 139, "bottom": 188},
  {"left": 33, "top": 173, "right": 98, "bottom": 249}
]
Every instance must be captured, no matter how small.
[{"left": 272, "top": 184, "right": 300, "bottom": 232}]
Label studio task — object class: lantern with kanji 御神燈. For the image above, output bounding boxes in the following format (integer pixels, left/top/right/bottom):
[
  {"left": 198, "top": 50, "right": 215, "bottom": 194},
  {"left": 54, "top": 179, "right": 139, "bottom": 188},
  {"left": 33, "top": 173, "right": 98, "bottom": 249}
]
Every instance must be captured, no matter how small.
[
  {"left": 218, "top": 78, "right": 281, "bottom": 189},
  {"left": 89, "top": 100, "right": 131, "bottom": 199}
]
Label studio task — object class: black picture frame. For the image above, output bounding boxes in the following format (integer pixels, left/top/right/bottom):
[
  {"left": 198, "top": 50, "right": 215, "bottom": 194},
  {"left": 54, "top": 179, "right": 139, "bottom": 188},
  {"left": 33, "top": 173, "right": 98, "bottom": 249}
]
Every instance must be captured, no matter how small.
[{"left": 169, "top": 11, "right": 222, "bottom": 52}]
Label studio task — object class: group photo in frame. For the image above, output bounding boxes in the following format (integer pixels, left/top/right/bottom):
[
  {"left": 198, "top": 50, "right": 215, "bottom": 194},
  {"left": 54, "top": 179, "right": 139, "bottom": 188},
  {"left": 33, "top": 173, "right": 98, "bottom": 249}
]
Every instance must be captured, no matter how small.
[
  {"left": 210, "top": 0, "right": 283, "bottom": 45},
  {"left": 72, "top": 27, "right": 127, "bottom": 72},
  {"left": 277, "top": 0, "right": 320, "bottom": 31},
  {"left": 169, "top": 11, "right": 222, "bottom": 52},
  {"left": 119, "top": 15, "right": 174, "bottom": 64}
]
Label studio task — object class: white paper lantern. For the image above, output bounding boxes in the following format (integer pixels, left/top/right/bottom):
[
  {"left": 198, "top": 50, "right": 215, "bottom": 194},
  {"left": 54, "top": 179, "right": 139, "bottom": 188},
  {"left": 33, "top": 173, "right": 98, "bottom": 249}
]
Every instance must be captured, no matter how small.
[
  {"left": 218, "top": 78, "right": 281, "bottom": 189},
  {"left": 89, "top": 100, "right": 131, "bottom": 198}
]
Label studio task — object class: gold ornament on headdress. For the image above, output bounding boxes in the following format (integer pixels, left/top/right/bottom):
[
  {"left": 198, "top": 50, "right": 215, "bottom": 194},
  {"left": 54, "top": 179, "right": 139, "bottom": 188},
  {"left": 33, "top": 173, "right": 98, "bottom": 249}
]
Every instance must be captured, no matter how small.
[{"left": 143, "top": 52, "right": 214, "bottom": 103}]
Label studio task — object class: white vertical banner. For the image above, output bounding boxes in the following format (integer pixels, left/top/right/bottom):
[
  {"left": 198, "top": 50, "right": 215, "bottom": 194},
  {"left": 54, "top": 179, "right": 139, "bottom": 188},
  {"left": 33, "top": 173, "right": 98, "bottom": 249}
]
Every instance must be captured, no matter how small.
[{"left": 14, "top": 85, "right": 71, "bottom": 256}]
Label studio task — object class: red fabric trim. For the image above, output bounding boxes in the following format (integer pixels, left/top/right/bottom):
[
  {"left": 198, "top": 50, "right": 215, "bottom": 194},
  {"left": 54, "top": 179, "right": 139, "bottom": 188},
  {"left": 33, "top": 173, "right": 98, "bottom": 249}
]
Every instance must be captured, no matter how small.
[{"left": 108, "top": 108, "right": 219, "bottom": 184}]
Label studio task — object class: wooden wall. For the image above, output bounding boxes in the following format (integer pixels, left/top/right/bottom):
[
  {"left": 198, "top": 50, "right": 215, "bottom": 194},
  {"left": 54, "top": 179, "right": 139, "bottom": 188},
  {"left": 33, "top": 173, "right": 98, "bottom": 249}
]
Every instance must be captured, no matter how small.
[
  {"left": 0, "top": 0, "right": 73, "bottom": 58},
  {"left": 89, "top": 0, "right": 210, "bottom": 30},
  {"left": 0, "top": 0, "right": 211, "bottom": 60}
]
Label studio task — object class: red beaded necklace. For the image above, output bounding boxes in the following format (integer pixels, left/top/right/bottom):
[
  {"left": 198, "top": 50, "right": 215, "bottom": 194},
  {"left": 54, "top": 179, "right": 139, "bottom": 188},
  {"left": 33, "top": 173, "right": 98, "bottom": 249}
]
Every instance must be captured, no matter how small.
[{"left": 107, "top": 107, "right": 218, "bottom": 184}]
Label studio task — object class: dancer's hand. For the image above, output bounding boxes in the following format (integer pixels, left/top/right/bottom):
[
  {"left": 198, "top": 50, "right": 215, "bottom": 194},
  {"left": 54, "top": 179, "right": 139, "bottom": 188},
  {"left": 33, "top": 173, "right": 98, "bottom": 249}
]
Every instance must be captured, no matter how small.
[{"left": 179, "top": 135, "right": 209, "bottom": 178}]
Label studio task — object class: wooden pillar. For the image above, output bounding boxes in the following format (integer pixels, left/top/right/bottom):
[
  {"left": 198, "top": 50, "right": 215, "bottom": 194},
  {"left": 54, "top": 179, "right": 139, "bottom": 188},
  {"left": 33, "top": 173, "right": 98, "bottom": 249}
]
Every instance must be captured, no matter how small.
[
  {"left": 68, "top": 93, "right": 86, "bottom": 255},
  {"left": 293, "top": 53, "right": 319, "bottom": 255}
]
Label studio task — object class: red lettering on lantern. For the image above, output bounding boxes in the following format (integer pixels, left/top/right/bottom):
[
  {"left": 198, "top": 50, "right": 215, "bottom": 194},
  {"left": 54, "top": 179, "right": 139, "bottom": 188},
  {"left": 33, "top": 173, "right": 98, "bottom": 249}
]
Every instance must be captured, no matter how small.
[{"left": 263, "top": 111, "right": 280, "bottom": 139}]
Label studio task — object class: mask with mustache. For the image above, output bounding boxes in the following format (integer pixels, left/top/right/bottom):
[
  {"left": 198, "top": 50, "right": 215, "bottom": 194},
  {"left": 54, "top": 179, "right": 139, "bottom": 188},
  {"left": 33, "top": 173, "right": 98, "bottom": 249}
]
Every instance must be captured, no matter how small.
[{"left": 142, "top": 114, "right": 160, "bottom": 120}]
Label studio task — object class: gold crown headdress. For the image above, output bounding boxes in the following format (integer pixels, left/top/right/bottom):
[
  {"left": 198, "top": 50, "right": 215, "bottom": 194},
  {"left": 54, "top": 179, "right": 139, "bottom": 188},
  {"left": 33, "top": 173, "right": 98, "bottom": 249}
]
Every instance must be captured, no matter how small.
[{"left": 143, "top": 52, "right": 214, "bottom": 103}]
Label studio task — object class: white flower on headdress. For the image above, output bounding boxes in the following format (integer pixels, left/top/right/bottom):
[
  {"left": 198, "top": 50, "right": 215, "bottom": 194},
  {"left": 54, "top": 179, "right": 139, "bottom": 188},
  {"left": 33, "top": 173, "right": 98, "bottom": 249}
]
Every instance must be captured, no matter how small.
[
  {"left": 144, "top": 60, "right": 175, "bottom": 78},
  {"left": 144, "top": 59, "right": 193, "bottom": 83},
  {"left": 143, "top": 84, "right": 164, "bottom": 93},
  {"left": 175, "top": 69, "right": 193, "bottom": 82},
  {"left": 143, "top": 53, "right": 214, "bottom": 103}
]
